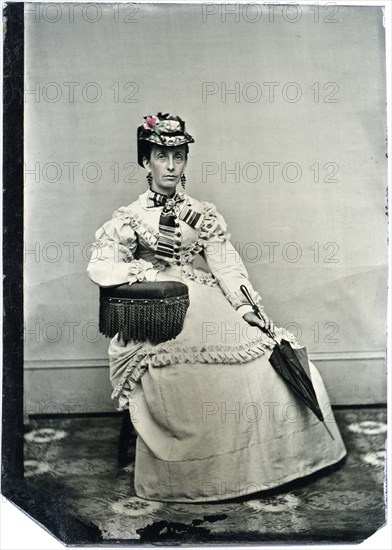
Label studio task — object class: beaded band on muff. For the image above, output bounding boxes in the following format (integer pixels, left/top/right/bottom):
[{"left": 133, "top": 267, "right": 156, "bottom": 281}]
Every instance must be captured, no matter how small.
[{"left": 99, "top": 281, "right": 190, "bottom": 345}]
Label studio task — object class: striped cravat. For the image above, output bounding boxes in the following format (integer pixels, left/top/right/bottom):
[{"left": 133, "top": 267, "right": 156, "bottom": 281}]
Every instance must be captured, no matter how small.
[
  {"left": 146, "top": 189, "right": 202, "bottom": 262},
  {"left": 147, "top": 189, "right": 184, "bottom": 261},
  {"left": 146, "top": 188, "right": 178, "bottom": 209}
]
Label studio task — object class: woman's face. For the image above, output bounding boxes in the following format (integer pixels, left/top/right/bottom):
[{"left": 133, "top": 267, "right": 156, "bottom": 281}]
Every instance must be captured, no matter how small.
[{"left": 143, "top": 144, "right": 187, "bottom": 195}]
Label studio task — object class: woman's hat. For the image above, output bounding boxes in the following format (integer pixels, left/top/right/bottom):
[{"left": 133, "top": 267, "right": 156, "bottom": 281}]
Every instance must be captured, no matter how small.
[{"left": 137, "top": 112, "right": 194, "bottom": 166}]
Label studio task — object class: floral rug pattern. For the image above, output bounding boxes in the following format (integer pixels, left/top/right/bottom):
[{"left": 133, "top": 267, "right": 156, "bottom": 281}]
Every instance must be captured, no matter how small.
[{"left": 23, "top": 408, "right": 386, "bottom": 544}]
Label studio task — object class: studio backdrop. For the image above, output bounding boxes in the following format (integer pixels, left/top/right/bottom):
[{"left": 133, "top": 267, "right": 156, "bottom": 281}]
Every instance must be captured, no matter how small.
[{"left": 24, "top": 2, "right": 388, "bottom": 413}]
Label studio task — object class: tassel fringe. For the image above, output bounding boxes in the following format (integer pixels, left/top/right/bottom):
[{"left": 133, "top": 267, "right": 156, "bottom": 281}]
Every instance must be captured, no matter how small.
[{"left": 99, "top": 293, "right": 190, "bottom": 345}]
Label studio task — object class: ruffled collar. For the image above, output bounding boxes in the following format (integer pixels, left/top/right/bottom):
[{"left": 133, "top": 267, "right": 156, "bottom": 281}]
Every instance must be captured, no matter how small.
[
  {"left": 146, "top": 188, "right": 185, "bottom": 208},
  {"left": 139, "top": 189, "right": 190, "bottom": 209}
]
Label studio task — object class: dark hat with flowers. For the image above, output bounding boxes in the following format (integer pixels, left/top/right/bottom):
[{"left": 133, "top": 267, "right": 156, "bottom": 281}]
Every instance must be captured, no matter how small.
[{"left": 137, "top": 112, "right": 195, "bottom": 166}]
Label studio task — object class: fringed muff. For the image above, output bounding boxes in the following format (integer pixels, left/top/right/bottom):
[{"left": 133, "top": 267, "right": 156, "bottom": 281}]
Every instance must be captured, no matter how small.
[{"left": 99, "top": 282, "right": 190, "bottom": 345}]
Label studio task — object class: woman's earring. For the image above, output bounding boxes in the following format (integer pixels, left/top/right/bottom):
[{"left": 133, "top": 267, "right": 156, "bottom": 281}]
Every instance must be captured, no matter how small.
[
  {"left": 146, "top": 172, "right": 153, "bottom": 187},
  {"left": 181, "top": 173, "right": 186, "bottom": 189}
]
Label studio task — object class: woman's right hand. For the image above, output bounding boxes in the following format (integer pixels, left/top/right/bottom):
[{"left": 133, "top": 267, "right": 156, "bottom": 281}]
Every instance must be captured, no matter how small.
[{"left": 243, "top": 310, "right": 275, "bottom": 335}]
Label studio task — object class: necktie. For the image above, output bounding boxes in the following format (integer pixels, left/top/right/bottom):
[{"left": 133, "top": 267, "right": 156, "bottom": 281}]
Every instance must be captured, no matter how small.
[
  {"left": 146, "top": 189, "right": 202, "bottom": 262},
  {"left": 147, "top": 190, "right": 184, "bottom": 261}
]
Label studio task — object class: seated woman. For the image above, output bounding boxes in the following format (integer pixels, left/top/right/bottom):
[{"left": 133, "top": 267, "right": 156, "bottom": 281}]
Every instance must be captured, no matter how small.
[{"left": 87, "top": 113, "right": 346, "bottom": 503}]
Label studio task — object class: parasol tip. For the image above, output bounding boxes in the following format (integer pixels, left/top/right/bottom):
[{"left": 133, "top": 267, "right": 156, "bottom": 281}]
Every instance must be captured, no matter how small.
[{"left": 322, "top": 422, "right": 335, "bottom": 440}]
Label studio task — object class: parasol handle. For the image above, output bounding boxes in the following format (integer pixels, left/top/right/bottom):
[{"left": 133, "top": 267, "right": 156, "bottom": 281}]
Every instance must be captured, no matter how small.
[{"left": 240, "top": 285, "right": 276, "bottom": 342}]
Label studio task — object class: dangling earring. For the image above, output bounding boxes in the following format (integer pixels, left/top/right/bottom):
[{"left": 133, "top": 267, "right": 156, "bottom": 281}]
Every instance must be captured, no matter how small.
[
  {"left": 146, "top": 172, "right": 153, "bottom": 187},
  {"left": 181, "top": 173, "right": 186, "bottom": 189}
]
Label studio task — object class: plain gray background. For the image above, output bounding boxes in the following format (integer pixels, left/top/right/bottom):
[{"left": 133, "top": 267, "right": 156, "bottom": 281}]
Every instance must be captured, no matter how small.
[{"left": 24, "top": 2, "right": 388, "bottom": 412}]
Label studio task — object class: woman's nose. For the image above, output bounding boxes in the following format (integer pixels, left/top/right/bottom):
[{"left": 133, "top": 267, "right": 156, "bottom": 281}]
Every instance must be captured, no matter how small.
[{"left": 167, "top": 156, "right": 175, "bottom": 171}]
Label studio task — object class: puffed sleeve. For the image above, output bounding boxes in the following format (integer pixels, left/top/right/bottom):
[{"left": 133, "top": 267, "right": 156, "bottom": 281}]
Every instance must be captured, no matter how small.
[
  {"left": 87, "top": 207, "right": 139, "bottom": 287},
  {"left": 201, "top": 202, "right": 263, "bottom": 313}
]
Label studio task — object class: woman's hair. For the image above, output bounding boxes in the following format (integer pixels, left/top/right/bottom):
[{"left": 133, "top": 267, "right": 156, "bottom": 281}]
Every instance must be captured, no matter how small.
[{"left": 140, "top": 141, "right": 189, "bottom": 165}]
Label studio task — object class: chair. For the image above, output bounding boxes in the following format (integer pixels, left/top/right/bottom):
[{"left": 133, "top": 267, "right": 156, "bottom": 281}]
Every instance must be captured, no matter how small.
[
  {"left": 118, "top": 410, "right": 136, "bottom": 467},
  {"left": 97, "top": 281, "right": 190, "bottom": 467}
]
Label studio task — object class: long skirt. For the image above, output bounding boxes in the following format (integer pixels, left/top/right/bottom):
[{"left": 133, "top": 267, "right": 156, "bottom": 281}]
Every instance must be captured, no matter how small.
[{"left": 108, "top": 279, "right": 347, "bottom": 503}]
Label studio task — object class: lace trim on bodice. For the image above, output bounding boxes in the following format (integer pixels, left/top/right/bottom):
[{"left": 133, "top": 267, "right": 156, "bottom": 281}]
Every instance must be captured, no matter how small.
[
  {"left": 182, "top": 201, "right": 230, "bottom": 262},
  {"left": 113, "top": 207, "right": 159, "bottom": 248},
  {"left": 112, "top": 202, "right": 230, "bottom": 288}
]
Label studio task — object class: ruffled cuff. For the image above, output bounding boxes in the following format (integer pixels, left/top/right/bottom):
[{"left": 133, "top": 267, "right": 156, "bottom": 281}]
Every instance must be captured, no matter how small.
[
  {"left": 237, "top": 304, "right": 254, "bottom": 316},
  {"left": 226, "top": 288, "right": 264, "bottom": 310},
  {"left": 126, "top": 259, "right": 158, "bottom": 285}
]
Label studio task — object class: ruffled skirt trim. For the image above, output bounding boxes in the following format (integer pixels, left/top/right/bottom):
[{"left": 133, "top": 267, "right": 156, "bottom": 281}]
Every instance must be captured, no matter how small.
[{"left": 109, "top": 325, "right": 299, "bottom": 410}]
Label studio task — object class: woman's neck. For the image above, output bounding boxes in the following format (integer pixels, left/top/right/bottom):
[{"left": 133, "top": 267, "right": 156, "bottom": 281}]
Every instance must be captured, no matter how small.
[{"left": 150, "top": 185, "right": 177, "bottom": 198}]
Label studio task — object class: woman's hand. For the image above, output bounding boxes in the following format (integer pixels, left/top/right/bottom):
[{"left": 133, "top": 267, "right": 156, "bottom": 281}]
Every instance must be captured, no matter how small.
[{"left": 243, "top": 310, "right": 275, "bottom": 335}]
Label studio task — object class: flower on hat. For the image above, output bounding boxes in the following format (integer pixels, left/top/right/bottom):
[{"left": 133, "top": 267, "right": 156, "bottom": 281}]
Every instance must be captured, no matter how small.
[
  {"left": 143, "top": 115, "right": 166, "bottom": 136},
  {"left": 143, "top": 116, "right": 159, "bottom": 130}
]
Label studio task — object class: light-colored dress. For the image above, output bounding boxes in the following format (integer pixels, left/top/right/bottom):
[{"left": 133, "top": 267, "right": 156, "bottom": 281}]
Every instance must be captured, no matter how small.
[{"left": 87, "top": 189, "right": 347, "bottom": 503}]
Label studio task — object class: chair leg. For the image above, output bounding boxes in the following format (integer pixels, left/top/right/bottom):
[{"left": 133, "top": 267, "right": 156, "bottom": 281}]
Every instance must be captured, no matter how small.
[{"left": 118, "top": 410, "right": 134, "bottom": 467}]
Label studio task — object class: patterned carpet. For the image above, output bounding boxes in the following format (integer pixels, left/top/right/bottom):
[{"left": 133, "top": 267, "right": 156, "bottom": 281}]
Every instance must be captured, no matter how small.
[{"left": 18, "top": 407, "right": 386, "bottom": 545}]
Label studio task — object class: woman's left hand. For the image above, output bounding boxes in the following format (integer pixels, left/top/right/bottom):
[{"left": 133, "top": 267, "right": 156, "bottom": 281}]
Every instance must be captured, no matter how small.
[{"left": 243, "top": 310, "right": 275, "bottom": 335}]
